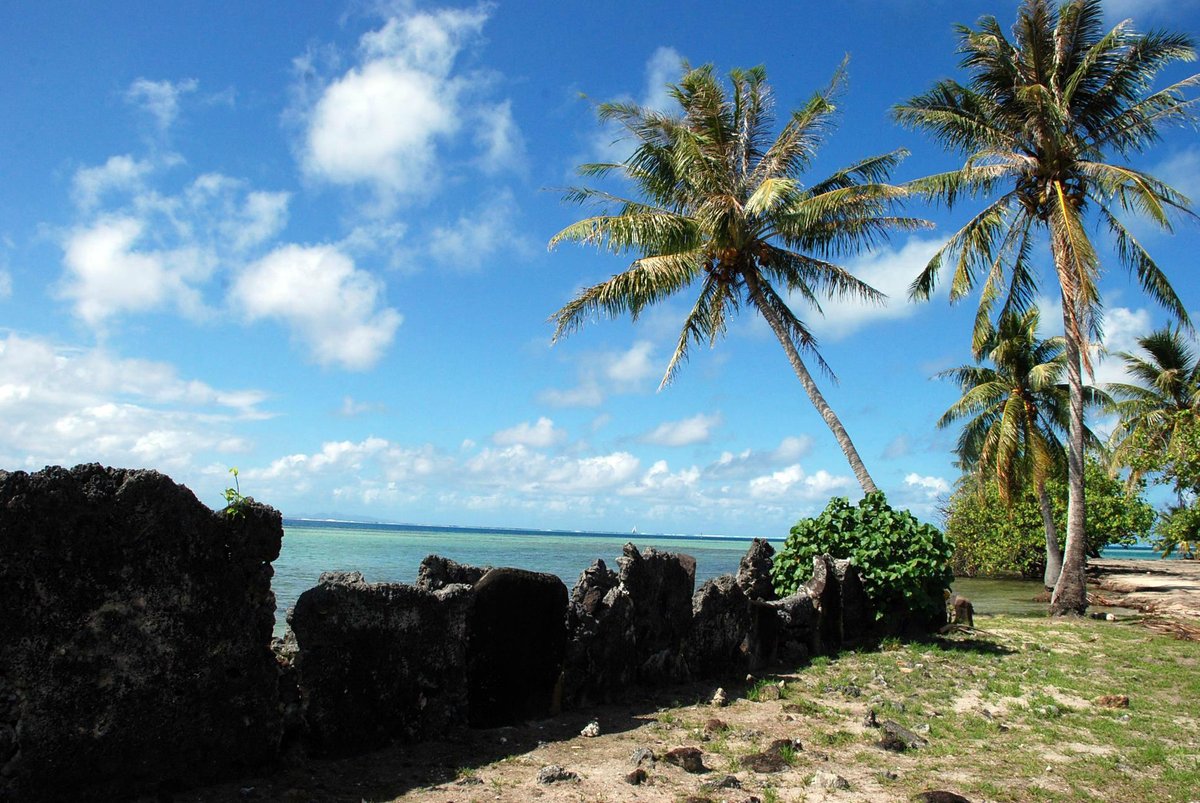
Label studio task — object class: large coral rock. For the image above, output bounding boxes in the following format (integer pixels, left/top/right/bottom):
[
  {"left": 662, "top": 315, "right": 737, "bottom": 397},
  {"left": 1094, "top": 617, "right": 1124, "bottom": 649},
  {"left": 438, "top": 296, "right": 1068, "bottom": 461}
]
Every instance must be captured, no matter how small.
[
  {"left": 415, "top": 554, "right": 489, "bottom": 592},
  {"left": 688, "top": 575, "right": 752, "bottom": 678},
  {"left": 0, "top": 464, "right": 282, "bottom": 802},
  {"left": 563, "top": 559, "right": 636, "bottom": 707},
  {"left": 290, "top": 572, "right": 471, "bottom": 756},
  {"left": 617, "top": 544, "right": 696, "bottom": 684},
  {"left": 736, "top": 538, "right": 777, "bottom": 601},
  {"left": 467, "top": 567, "right": 568, "bottom": 727}
]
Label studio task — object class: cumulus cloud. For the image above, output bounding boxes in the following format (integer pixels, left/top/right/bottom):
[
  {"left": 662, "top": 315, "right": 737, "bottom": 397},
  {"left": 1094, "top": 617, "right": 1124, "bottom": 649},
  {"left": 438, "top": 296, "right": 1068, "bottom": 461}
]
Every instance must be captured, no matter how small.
[
  {"left": 748, "top": 464, "right": 851, "bottom": 500},
  {"left": 796, "top": 237, "right": 944, "bottom": 340},
  {"left": 126, "top": 78, "right": 198, "bottom": 131},
  {"left": 585, "top": 47, "right": 684, "bottom": 166},
  {"left": 0, "top": 334, "right": 266, "bottom": 473},
  {"left": 541, "top": 340, "right": 659, "bottom": 408},
  {"left": 231, "top": 244, "right": 402, "bottom": 370},
  {"left": 703, "top": 436, "right": 813, "bottom": 480},
  {"left": 300, "top": 5, "right": 512, "bottom": 201},
  {"left": 427, "top": 192, "right": 530, "bottom": 270},
  {"left": 492, "top": 416, "right": 567, "bottom": 448},
  {"left": 60, "top": 216, "right": 209, "bottom": 326},
  {"left": 904, "top": 472, "right": 950, "bottom": 500},
  {"left": 72, "top": 155, "right": 159, "bottom": 211},
  {"left": 642, "top": 412, "right": 721, "bottom": 447}
]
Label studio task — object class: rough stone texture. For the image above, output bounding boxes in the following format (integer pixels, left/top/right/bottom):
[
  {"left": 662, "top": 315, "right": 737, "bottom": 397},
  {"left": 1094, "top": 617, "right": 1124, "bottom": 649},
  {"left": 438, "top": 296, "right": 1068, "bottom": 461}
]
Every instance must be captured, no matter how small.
[
  {"left": 563, "top": 559, "right": 637, "bottom": 707},
  {"left": 687, "top": 575, "right": 752, "bottom": 679},
  {"left": 833, "top": 559, "right": 874, "bottom": 642},
  {"left": 764, "top": 586, "right": 820, "bottom": 661},
  {"left": 0, "top": 464, "right": 283, "bottom": 802},
  {"left": 736, "top": 539, "right": 776, "bottom": 601},
  {"left": 467, "top": 568, "right": 568, "bottom": 727},
  {"left": 290, "top": 572, "right": 471, "bottom": 757},
  {"left": 617, "top": 543, "right": 696, "bottom": 684},
  {"left": 415, "top": 554, "right": 489, "bottom": 592},
  {"left": 807, "top": 556, "right": 842, "bottom": 651}
]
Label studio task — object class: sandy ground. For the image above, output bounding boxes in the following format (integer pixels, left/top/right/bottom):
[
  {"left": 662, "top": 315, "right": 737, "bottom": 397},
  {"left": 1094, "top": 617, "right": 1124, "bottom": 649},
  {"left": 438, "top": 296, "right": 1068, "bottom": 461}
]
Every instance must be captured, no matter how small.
[{"left": 1088, "top": 557, "right": 1200, "bottom": 620}]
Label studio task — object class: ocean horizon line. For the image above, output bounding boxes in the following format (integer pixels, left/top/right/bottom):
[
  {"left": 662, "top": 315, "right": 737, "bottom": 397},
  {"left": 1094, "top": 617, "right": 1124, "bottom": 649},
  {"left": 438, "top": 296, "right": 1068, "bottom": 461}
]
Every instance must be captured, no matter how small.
[{"left": 281, "top": 516, "right": 769, "bottom": 543}]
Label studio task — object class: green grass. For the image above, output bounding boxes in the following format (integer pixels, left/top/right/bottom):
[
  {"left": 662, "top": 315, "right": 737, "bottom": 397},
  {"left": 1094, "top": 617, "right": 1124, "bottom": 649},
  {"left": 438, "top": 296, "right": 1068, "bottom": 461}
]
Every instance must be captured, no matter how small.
[{"left": 772, "top": 615, "right": 1200, "bottom": 802}]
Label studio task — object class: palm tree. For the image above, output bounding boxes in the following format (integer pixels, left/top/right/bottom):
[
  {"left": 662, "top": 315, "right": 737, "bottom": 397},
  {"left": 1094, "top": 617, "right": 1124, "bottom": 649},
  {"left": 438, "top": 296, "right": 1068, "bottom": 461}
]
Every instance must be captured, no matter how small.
[
  {"left": 1109, "top": 326, "right": 1200, "bottom": 475},
  {"left": 937, "top": 308, "right": 1105, "bottom": 589},
  {"left": 894, "top": 0, "right": 1198, "bottom": 614},
  {"left": 549, "top": 64, "right": 925, "bottom": 495}
]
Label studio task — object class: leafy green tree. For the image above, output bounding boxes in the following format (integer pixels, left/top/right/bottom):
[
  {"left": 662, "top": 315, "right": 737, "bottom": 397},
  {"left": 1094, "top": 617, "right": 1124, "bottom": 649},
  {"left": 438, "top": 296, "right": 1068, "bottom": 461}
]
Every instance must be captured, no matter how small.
[
  {"left": 936, "top": 308, "right": 1106, "bottom": 589},
  {"left": 550, "top": 64, "right": 925, "bottom": 494},
  {"left": 771, "top": 492, "right": 954, "bottom": 622},
  {"left": 1108, "top": 327, "right": 1200, "bottom": 558},
  {"left": 945, "top": 459, "right": 1153, "bottom": 577},
  {"left": 895, "top": 0, "right": 1197, "bottom": 614}
]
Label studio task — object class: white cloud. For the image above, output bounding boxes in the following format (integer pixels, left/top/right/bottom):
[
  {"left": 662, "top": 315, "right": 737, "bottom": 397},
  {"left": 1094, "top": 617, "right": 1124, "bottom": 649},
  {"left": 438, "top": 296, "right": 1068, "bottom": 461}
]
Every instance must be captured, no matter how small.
[
  {"left": 748, "top": 463, "right": 851, "bottom": 500},
  {"left": 797, "top": 237, "right": 944, "bottom": 340},
  {"left": 338, "top": 396, "right": 384, "bottom": 417},
  {"left": 492, "top": 416, "right": 566, "bottom": 448},
  {"left": 641, "top": 46, "right": 684, "bottom": 112},
  {"left": 0, "top": 334, "right": 266, "bottom": 473},
  {"left": 72, "top": 155, "right": 158, "bottom": 210},
  {"left": 232, "top": 243, "right": 402, "bottom": 370},
  {"left": 642, "top": 412, "right": 722, "bottom": 447},
  {"left": 126, "top": 78, "right": 198, "bottom": 131},
  {"left": 904, "top": 472, "right": 950, "bottom": 500},
  {"left": 474, "top": 101, "right": 525, "bottom": 175},
  {"left": 300, "top": 6, "right": 499, "bottom": 200},
  {"left": 1153, "top": 147, "right": 1200, "bottom": 208},
  {"left": 427, "top": 192, "right": 529, "bottom": 271},
  {"left": 540, "top": 340, "right": 659, "bottom": 408},
  {"left": 1092, "top": 306, "right": 1155, "bottom": 386},
  {"left": 704, "top": 435, "right": 813, "bottom": 480},
  {"left": 60, "top": 216, "right": 209, "bottom": 326},
  {"left": 621, "top": 459, "right": 701, "bottom": 499}
]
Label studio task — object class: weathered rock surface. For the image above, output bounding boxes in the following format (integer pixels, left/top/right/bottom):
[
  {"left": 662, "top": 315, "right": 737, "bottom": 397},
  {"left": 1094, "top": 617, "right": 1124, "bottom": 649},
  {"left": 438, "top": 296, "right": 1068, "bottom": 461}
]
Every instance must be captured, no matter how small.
[
  {"left": 290, "top": 572, "right": 471, "bottom": 756},
  {"left": 563, "top": 559, "right": 636, "bottom": 706},
  {"left": 617, "top": 544, "right": 696, "bottom": 684},
  {"left": 664, "top": 746, "right": 707, "bottom": 773},
  {"left": 688, "top": 575, "right": 752, "bottom": 679},
  {"left": 0, "top": 464, "right": 283, "bottom": 802},
  {"left": 736, "top": 538, "right": 777, "bottom": 601},
  {"left": 833, "top": 558, "right": 874, "bottom": 641},
  {"left": 467, "top": 567, "right": 568, "bottom": 727},
  {"left": 415, "top": 554, "right": 489, "bottom": 592}
]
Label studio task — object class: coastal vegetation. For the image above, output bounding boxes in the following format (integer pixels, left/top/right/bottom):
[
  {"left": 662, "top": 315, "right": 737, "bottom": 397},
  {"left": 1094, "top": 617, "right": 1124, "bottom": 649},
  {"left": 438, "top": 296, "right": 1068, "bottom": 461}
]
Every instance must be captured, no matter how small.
[
  {"left": 894, "top": 0, "right": 1199, "bottom": 613},
  {"left": 945, "top": 460, "right": 1154, "bottom": 578},
  {"left": 771, "top": 492, "right": 953, "bottom": 621},
  {"left": 549, "top": 63, "right": 924, "bottom": 495}
]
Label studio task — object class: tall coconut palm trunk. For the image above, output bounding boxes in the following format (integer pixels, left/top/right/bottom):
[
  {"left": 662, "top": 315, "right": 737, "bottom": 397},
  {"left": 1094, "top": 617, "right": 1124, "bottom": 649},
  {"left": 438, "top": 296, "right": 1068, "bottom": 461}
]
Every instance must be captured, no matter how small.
[
  {"left": 1036, "top": 478, "right": 1063, "bottom": 590},
  {"left": 744, "top": 270, "right": 880, "bottom": 496},
  {"left": 1051, "top": 297, "right": 1089, "bottom": 615}
]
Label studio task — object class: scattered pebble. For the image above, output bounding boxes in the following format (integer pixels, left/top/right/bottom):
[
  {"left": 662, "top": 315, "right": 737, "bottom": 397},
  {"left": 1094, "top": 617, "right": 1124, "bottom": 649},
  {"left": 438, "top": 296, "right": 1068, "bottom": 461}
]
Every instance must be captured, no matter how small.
[
  {"left": 915, "top": 792, "right": 972, "bottom": 803},
  {"left": 580, "top": 720, "right": 601, "bottom": 738},
  {"left": 630, "top": 747, "right": 657, "bottom": 767},
  {"left": 1093, "top": 694, "right": 1130, "bottom": 709},
  {"left": 703, "top": 718, "right": 728, "bottom": 734},
  {"left": 664, "top": 746, "right": 707, "bottom": 774},
  {"left": 624, "top": 768, "right": 648, "bottom": 785},
  {"left": 710, "top": 687, "right": 728, "bottom": 707},
  {"left": 756, "top": 684, "right": 782, "bottom": 701},
  {"left": 701, "top": 774, "right": 743, "bottom": 791},
  {"left": 810, "top": 771, "right": 850, "bottom": 790},
  {"left": 536, "top": 765, "right": 579, "bottom": 784}
]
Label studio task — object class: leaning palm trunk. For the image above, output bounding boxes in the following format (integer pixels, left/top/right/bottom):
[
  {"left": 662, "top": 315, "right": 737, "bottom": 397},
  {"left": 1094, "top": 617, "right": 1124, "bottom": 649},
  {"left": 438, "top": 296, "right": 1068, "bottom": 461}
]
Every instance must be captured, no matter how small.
[
  {"left": 1036, "top": 478, "right": 1063, "bottom": 590},
  {"left": 1051, "top": 302, "right": 1089, "bottom": 615},
  {"left": 745, "top": 271, "right": 879, "bottom": 495}
]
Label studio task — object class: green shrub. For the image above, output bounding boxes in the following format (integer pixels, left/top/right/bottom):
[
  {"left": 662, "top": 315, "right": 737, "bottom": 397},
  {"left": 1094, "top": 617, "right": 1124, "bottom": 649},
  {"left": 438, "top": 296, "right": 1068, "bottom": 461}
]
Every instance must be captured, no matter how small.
[
  {"left": 770, "top": 492, "right": 953, "bottom": 620},
  {"left": 944, "top": 459, "right": 1153, "bottom": 577}
]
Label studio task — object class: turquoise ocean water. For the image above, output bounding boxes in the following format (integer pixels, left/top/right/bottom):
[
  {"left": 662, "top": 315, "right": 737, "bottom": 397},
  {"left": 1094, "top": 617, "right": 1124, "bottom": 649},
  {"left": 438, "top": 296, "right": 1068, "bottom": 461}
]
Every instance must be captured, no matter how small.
[{"left": 271, "top": 519, "right": 1173, "bottom": 634}]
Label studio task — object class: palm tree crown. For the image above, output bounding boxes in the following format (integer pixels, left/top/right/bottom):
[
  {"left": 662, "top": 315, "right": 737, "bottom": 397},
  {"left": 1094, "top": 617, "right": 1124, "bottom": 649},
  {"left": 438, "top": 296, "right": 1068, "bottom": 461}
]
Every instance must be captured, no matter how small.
[
  {"left": 1109, "top": 326, "right": 1200, "bottom": 477},
  {"left": 550, "top": 64, "right": 925, "bottom": 495},
  {"left": 895, "top": 0, "right": 1197, "bottom": 614}
]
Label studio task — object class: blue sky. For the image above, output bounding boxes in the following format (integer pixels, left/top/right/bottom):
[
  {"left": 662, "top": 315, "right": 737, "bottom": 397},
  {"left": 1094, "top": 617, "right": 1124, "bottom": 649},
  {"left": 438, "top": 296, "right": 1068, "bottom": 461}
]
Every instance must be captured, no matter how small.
[{"left": 1, "top": 0, "right": 1197, "bottom": 536}]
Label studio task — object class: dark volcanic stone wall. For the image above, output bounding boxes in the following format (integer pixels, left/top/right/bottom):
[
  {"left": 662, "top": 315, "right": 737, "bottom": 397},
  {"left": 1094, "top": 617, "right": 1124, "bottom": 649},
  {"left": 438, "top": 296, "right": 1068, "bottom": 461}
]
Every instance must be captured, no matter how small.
[{"left": 0, "top": 464, "right": 283, "bottom": 802}]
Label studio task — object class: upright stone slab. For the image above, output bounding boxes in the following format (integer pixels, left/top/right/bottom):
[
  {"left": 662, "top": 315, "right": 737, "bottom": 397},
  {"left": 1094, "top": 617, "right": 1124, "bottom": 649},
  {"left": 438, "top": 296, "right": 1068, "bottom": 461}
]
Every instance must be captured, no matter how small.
[
  {"left": 617, "top": 543, "right": 696, "bottom": 684},
  {"left": 736, "top": 538, "right": 777, "bottom": 601},
  {"left": 290, "top": 572, "right": 471, "bottom": 757},
  {"left": 833, "top": 558, "right": 874, "bottom": 642},
  {"left": 563, "top": 559, "right": 637, "bottom": 707},
  {"left": 807, "top": 555, "right": 843, "bottom": 652},
  {"left": 687, "top": 575, "right": 752, "bottom": 679},
  {"left": 764, "top": 587, "right": 820, "bottom": 663},
  {"left": 0, "top": 465, "right": 283, "bottom": 802},
  {"left": 467, "top": 567, "right": 568, "bottom": 727}
]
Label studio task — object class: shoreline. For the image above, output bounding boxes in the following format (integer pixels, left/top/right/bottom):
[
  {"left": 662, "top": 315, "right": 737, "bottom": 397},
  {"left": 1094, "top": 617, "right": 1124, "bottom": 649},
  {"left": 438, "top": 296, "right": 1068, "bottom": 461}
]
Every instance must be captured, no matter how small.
[{"left": 1088, "top": 557, "right": 1200, "bottom": 621}]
